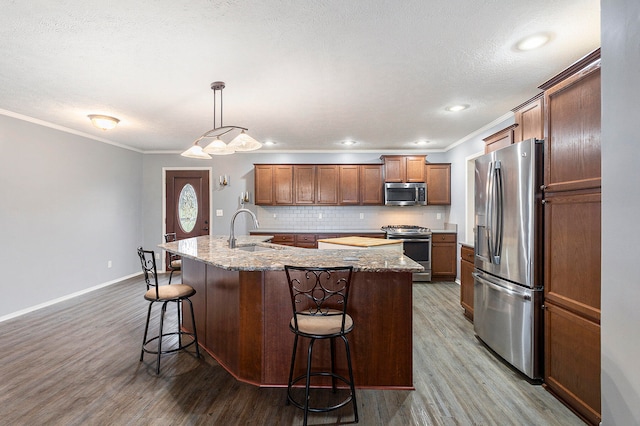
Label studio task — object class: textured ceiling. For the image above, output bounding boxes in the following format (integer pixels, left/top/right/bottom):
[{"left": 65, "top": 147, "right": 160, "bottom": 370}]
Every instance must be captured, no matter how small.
[{"left": 0, "top": 0, "right": 600, "bottom": 153}]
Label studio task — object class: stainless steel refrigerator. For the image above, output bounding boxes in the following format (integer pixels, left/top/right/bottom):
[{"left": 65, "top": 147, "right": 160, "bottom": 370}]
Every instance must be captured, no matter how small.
[{"left": 473, "top": 138, "right": 544, "bottom": 380}]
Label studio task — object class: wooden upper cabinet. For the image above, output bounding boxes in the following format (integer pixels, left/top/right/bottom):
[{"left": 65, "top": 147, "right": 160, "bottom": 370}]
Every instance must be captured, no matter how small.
[
  {"left": 254, "top": 165, "right": 274, "bottom": 205},
  {"left": 540, "top": 54, "right": 601, "bottom": 193},
  {"left": 316, "top": 165, "right": 339, "bottom": 205},
  {"left": 360, "top": 164, "right": 383, "bottom": 205},
  {"left": 274, "top": 165, "right": 294, "bottom": 205},
  {"left": 483, "top": 124, "right": 517, "bottom": 154},
  {"left": 294, "top": 165, "right": 315, "bottom": 204},
  {"left": 381, "top": 155, "right": 426, "bottom": 182},
  {"left": 338, "top": 165, "right": 360, "bottom": 205},
  {"left": 425, "top": 163, "right": 451, "bottom": 205},
  {"left": 513, "top": 94, "right": 544, "bottom": 143}
]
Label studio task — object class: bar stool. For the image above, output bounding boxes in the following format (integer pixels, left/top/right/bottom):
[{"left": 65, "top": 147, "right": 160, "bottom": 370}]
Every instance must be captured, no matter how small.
[
  {"left": 137, "top": 247, "right": 199, "bottom": 374},
  {"left": 163, "top": 233, "right": 181, "bottom": 284},
  {"left": 284, "top": 265, "right": 358, "bottom": 426}
]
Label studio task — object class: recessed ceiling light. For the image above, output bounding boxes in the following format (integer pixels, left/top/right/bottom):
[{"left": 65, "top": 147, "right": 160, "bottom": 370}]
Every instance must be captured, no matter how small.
[
  {"left": 446, "top": 105, "right": 468, "bottom": 112},
  {"left": 264, "top": 140, "right": 276, "bottom": 146},
  {"left": 516, "top": 34, "right": 550, "bottom": 51},
  {"left": 415, "top": 140, "right": 430, "bottom": 146},
  {"left": 341, "top": 140, "right": 356, "bottom": 146}
]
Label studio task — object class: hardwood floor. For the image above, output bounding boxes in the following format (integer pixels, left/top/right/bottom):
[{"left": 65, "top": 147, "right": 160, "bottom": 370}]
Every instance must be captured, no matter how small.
[{"left": 0, "top": 276, "right": 583, "bottom": 425}]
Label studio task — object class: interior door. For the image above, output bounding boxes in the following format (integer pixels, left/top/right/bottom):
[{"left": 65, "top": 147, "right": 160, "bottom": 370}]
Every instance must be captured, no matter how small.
[{"left": 166, "top": 170, "right": 210, "bottom": 267}]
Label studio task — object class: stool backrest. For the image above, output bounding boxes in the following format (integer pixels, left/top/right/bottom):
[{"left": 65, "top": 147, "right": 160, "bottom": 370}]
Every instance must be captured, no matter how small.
[
  {"left": 284, "top": 265, "right": 353, "bottom": 333},
  {"left": 137, "top": 247, "right": 160, "bottom": 299}
]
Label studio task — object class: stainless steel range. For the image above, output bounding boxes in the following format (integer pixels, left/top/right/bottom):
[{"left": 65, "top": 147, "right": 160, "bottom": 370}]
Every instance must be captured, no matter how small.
[{"left": 382, "top": 225, "right": 432, "bottom": 282}]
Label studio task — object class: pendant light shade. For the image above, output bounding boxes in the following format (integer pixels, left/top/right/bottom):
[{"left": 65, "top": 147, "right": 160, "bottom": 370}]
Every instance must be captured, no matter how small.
[
  {"left": 228, "top": 130, "right": 262, "bottom": 152},
  {"left": 204, "top": 137, "right": 236, "bottom": 155},
  {"left": 181, "top": 143, "right": 212, "bottom": 159},
  {"left": 181, "top": 81, "right": 260, "bottom": 158}
]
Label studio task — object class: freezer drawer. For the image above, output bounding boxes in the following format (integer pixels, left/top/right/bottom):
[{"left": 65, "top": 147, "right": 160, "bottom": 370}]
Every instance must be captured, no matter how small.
[{"left": 473, "top": 271, "right": 542, "bottom": 380}]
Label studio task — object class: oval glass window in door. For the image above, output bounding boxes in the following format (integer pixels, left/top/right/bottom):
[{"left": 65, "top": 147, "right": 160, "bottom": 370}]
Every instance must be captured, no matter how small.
[{"left": 178, "top": 184, "right": 198, "bottom": 233}]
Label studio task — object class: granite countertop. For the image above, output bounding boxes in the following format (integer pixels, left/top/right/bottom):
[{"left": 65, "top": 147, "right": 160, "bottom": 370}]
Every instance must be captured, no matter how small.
[{"left": 159, "top": 235, "right": 423, "bottom": 273}]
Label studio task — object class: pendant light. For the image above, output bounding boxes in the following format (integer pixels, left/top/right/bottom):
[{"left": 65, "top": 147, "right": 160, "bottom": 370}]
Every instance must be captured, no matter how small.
[{"left": 181, "top": 81, "right": 261, "bottom": 158}]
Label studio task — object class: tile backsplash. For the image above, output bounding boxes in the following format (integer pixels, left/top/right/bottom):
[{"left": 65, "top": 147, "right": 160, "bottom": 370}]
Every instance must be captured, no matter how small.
[{"left": 256, "top": 205, "right": 448, "bottom": 231}]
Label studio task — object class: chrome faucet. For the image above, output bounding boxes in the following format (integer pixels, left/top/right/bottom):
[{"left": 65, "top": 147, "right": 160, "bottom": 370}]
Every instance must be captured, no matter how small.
[{"left": 229, "top": 208, "right": 260, "bottom": 248}]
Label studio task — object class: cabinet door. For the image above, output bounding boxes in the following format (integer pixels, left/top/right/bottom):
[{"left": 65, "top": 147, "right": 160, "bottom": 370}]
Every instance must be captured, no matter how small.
[
  {"left": 460, "top": 246, "right": 475, "bottom": 320},
  {"left": 431, "top": 233, "right": 457, "bottom": 281},
  {"left": 544, "top": 60, "right": 601, "bottom": 192},
  {"left": 294, "top": 165, "right": 315, "bottom": 204},
  {"left": 316, "top": 165, "right": 338, "bottom": 205},
  {"left": 254, "top": 165, "right": 273, "bottom": 205},
  {"left": 273, "top": 165, "right": 293, "bottom": 205},
  {"left": 360, "top": 165, "right": 383, "bottom": 205},
  {"left": 544, "top": 190, "right": 601, "bottom": 321},
  {"left": 382, "top": 156, "right": 404, "bottom": 182},
  {"left": 339, "top": 165, "right": 360, "bottom": 205},
  {"left": 545, "top": 301, "right": 601, "bottom": 425},
  {"left": 405, "top": 156, "right": 425, "bottom": 182},
  {"left": 514, "top": 95, "right": 544, "bottom": 143},
  {"left": 484, "top": 125, "right": 515, "bottom": 154},
  {"left": 425, "top": 163, "right": 451, "bottom": 205}
]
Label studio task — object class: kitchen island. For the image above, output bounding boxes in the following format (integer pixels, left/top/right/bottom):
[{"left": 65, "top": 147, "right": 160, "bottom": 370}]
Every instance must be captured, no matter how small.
[{"left": 160, "top": 235, "right": 422, "bottom": 389}]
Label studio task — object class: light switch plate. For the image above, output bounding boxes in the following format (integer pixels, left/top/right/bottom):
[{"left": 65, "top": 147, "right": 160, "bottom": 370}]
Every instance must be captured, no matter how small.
[{"left": 216, "top": 209, "right": 223, "bottom": 217}]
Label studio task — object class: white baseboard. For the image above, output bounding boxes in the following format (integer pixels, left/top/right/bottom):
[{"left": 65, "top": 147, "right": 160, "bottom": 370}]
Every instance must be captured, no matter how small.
[{"left": 0, "top": 272, "right": 142, "bottom": 323}]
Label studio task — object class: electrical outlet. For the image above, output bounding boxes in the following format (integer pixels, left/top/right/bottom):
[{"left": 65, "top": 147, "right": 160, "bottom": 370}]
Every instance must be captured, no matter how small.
[
  {"left": 437, "top": 213, "right": 442, "bottom": 219},
  {"left": 273, "top": 213, "right": 277, "bottom": 218},
  {"left": 318, "top": 213, "right": 323, "bottom": 220},
  {"left": 107, "top": 260, "right": 112, "bottom": 268},
  {"left": 216, "top": 209, "right": 223, "bottom": 217},
  {"left": 155, "top": 253, "right": 160, "bottom": 260},
  {"left": 359, "top": 213, "right": 364, "bottom": 219}
]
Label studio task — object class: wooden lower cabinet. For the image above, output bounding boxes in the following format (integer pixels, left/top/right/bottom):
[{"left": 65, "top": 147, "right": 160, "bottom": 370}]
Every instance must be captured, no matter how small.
[
  {"left": 544, "top": 302, "right": 601, "bottom": 425},
  {"left": 431, "top": 233, "right": 457, "bottom": 281},
  {"left": 459, "top": 245, "right": 474, "bottom": 321}
]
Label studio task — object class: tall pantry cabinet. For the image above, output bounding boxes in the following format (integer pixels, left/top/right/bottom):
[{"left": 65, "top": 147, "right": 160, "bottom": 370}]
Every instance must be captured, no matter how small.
[{"left": 540, "top": 49, "right": 601, "bottom": 425}]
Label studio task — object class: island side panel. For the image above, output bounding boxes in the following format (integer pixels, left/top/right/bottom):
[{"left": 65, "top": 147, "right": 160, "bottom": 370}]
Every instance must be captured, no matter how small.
[
  {"left": 182, "top": 257, "right": 207, "bottom": 347},
  {"left": 262, "top": 270, "right": 413, "bottom": 389}
]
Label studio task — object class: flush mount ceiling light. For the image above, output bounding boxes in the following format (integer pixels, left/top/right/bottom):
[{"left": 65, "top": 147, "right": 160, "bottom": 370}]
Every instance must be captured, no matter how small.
[
  {"left": 263, "top": 140, "right": 276, "bottom": 146},
  {"left": 516, "top": 33, "right": 550, "bottom": 51},
  {"left": 445, "top": 104, "right": 469, "bottom": 112},
  {"left": 415, "top": 140, "right": 431, "bottom": 146},
  {"left": 88, "top": 114, "right": 120, "bottom": 130},
  {"left": 341, "top": 140, "right": 356, "bottom": 146},
  {"left": 182, "top": 81, "right": 261, "bottom": 158}
]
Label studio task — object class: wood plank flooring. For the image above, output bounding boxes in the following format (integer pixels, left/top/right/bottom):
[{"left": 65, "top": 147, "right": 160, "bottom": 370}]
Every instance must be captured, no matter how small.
[{"left": 0, "top": 275, "right": 584, "bottom": 425}]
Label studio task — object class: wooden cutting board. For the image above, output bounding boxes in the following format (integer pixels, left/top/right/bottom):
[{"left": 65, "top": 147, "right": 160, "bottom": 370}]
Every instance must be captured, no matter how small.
[{"left": 316, "top": 236, "right": 401, "bottom": 247}]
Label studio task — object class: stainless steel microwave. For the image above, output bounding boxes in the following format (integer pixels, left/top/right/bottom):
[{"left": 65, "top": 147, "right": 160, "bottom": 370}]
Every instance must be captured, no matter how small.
[{"left": 384, "top": 182, "right": 427, "bottom": 206}]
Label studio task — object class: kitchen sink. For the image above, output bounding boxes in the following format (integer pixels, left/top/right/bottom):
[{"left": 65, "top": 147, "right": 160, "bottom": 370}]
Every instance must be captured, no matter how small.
[{"left": 235, "top": 244, "right": 281, "bottom": 252}]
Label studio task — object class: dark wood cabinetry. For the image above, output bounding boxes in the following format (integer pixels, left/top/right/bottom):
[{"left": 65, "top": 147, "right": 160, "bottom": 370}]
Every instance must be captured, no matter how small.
[
  {"left": 255, "top": 163, "right": 384, "bottom": 206},
  {"left": 293, "top": 165, "right": 316, "bottom": 205},
  {"left": 274, "top": 165, "right": 294, "bottom": 205},
  {"left": 459, "top": 245, "right": 474, "bottom": 321},
  {"left": 513, "top": 94, "right": 544, "bottom": 143},
  {"left": 483, "top": 124, "right": 518, "bottom": 154},
  {"left": 539, "top": 49, "right": 601, "bottom": 425},
  {"left": 381, "top": 155, "right": 426, "bottom": 182},
  {"left": 338, "top": 165, "right": 360, "bottom": 205},
  {"left": 425, "top": 163, "right": 451, "bottom": 205},
  {"left": 431, "top": 233, "right": 457, "bottom": 281}
]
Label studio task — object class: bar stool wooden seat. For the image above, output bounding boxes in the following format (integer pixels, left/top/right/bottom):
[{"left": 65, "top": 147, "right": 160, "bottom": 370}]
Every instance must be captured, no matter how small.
[
  {"left": 137, "top": 247, "right": 199, "bottom": 374},
  {"left": 284, "top": 265, "right": 358, "bottom": 426}
]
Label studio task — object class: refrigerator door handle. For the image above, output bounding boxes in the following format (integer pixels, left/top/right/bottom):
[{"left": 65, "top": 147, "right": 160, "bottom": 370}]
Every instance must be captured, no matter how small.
[
  {"left": 473, "top": 272, "right": 532, "bottom": 301},
  {"left": 486, "top": 162, "right": 495, "bottom": 263},
  {"left": 493, "top": 160, "right": 503, "bottom": 264}
]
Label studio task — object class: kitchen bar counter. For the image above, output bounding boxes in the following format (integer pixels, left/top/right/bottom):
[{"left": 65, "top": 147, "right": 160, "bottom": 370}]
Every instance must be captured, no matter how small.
[{"left": 160, "top": 235, "right": 419, "bottom": 389}]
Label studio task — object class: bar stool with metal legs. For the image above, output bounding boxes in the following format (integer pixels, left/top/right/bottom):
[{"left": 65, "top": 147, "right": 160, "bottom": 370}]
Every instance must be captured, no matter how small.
[
  {"left": 137, "top": 247, "right": 199, "bottom": 374},
  {"left": 284, "top": 265, "right": 359, "bottom": 426},
  {"left": 163, "top": 233, "right": 181, "bottom": 284}
]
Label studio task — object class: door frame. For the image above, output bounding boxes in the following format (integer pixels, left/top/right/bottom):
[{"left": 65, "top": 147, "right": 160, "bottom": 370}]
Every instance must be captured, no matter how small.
[{"left": 162, "top": 167, "right": 213, "bottom": 270}]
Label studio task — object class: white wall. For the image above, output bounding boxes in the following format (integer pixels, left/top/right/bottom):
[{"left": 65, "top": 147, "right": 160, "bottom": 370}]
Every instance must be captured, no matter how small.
[
  {"left": 601, "top": 0, "right": 640, "bottom": 423},
  {"left": 0, "top": 114, "right": 143, "bottom": 319}
]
